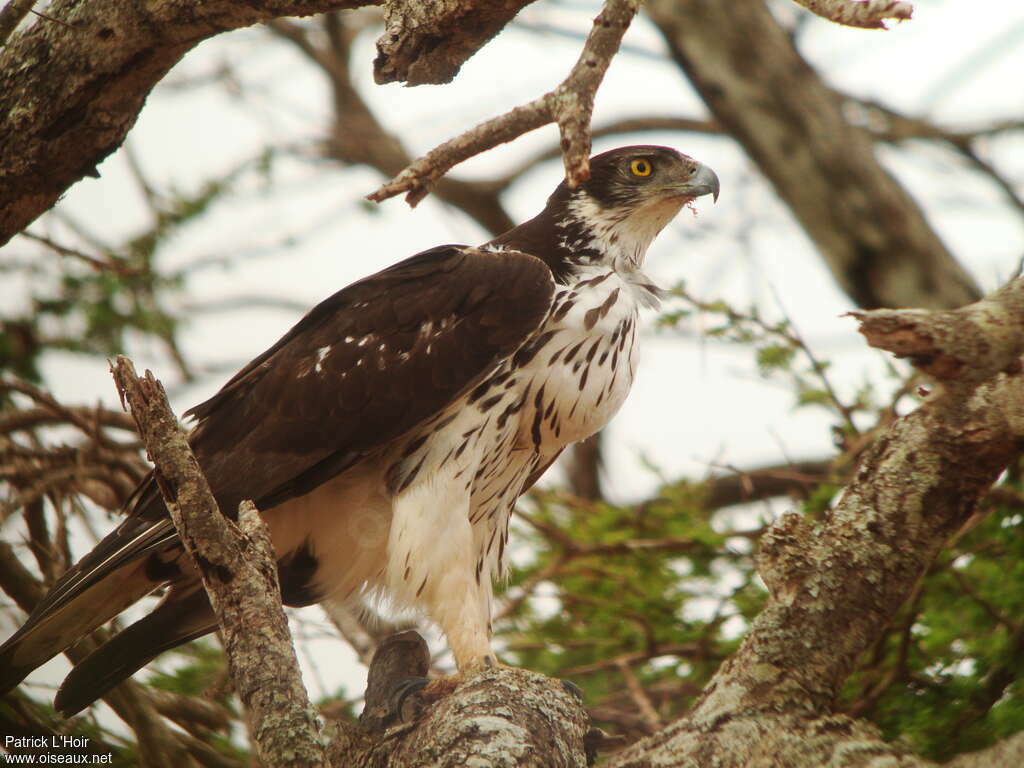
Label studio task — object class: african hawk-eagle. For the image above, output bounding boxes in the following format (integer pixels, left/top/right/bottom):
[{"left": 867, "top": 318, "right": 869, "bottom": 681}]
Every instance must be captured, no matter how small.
[{"left": 0, "top": 145, "right": 718, "bottom": 715}]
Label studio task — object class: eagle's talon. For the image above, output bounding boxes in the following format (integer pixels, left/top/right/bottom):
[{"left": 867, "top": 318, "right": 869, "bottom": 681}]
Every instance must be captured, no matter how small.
[
  {"left": 389, "top": 675, "right": 430, "bottom": 724},
  {"left": 359, "top": 674, "right": 429, "bottom": 731}
]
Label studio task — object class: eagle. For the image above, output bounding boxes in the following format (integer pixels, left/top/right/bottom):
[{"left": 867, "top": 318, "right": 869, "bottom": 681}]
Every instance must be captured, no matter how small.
[{"left": 0, "top": 145, "right": 718, "bottom": 715}]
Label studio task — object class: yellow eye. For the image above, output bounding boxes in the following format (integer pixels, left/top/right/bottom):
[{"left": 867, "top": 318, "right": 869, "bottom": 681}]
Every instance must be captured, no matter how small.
[{"left": 630, "top": 158, "right": 652, "bottom": 177}]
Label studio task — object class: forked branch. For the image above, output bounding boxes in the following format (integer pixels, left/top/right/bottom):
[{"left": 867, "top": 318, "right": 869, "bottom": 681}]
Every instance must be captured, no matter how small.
[{"left": 367, "top": 0, "right": 641, "bottom": 207}]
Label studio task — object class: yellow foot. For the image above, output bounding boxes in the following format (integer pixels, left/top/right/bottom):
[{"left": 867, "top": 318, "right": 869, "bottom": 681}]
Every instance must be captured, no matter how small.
[
  {"left": 422, "top": 656, "right": 504, "bottom": 701},
  {"left": 422, "top": 674, "right": 462, "bottom": 701}
]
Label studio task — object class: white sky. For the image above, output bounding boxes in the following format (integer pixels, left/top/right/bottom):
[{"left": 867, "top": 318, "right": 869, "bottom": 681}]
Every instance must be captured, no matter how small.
[{"left": 3, "top": 0, "right": 1023, "bottom": 719}]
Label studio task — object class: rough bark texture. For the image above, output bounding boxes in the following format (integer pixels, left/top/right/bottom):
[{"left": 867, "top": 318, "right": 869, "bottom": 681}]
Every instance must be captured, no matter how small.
[
  {"left": 790, "top": 0, "right": 914, "bottom": 29},
  {"left": 110, "top": 357, "right": 326, "bottom": 768},
  {"left": 374, "top": 0, "right": 536, "bottom": 85},
  {"left": 329, "top": 660, "right": 591, "bottom": 768},
  {"left": 0, "top": 0, "right": 548, "bottom": 247},
  {"left": 603, "top": 280, "right": 1024, "bottom": 766},
  {"left": 645, "top": 0, "right": 980, "bottom": 310},
  {"left": 853, "top": 278, "right": 1024, "bottom": 382}
]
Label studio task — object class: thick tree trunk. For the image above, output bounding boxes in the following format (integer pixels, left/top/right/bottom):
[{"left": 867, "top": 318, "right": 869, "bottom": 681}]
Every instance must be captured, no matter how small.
[{"left": 646, "top": 0, "right": 981, "bottom": 310}]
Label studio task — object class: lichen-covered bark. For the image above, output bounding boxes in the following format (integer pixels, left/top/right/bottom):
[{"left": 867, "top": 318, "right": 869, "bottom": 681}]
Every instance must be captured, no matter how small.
[
  {"left": 374, "top": 0, "right": 537, "bottom": 85},
  {"left": 853, "top": 277, "right": 1024, "bottom": 382},
  {"left": 604, "top": 281, "right": 1024, "bottom": 766},
  {"left": 111, "top": 357, "right": 326, "bottom": 768},
  {"left": 330, "top": 663, "right": 591, "bottom": 768},
  {"left": 645, "top": 0, "right": 979, "bottom": 310},
  {"left": 0, "top": 0, "right": 542, "bottom": 247}
]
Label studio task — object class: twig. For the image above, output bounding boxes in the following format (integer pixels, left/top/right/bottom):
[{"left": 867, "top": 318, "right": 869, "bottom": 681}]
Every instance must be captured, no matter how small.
[
  {"left": 789, "top": 0, "right": 913, "bottom": 30},
  {"left": 110, "top": 356, "right": 325, "bottom": 768},
  {"left": 367, "top": 0, "right": 641, "bottom": 206},
  {"left": 614, "top": 658, "right": 662, "bottom": 733},
  {"left": 18, "top": 231, "right": 137, "bottom": 276}
]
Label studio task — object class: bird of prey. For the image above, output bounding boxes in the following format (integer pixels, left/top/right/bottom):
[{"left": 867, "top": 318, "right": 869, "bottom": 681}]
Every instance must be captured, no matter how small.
[{"left": 0, "top": 145, "right": 718, "bottom": 715}]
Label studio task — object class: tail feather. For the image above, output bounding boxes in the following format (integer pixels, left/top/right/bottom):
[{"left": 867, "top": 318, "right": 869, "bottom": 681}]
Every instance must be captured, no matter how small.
[
  {"left": 0, "top": 559, "right": 162, "bottom": 694},
  {"left": 54, "top": 586, "right": 217, "bottom": 717},
  {"left": 0, "top": 517, "right": 181, "bottom": 696}
]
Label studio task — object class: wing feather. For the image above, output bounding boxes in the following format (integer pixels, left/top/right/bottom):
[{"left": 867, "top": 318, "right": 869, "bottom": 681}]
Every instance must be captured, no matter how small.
[{"left": 167, "top": 244, "right": 555, "bottom": 518}]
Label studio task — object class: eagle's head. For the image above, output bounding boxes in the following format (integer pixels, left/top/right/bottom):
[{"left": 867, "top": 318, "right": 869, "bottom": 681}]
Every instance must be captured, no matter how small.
[
  {"left": 488, "top": 145, "right": 718, "bottom": 279},
  {"left": 557, "top": 145, "right": 719, "bottom": 270}
]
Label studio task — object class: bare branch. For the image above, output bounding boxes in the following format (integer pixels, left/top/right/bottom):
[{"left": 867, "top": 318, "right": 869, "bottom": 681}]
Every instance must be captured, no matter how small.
[
  {"left": 110, "top": 356, "right": 325, "bottom": 768},
  {"left": 851, "top": 277, "right": 1024, "bottom": 383},
  {"left": 331, "top": 647, "right": 591, "bottom": 768},
  {"left": 701, "top": 459, "right": 834, "bottom": 511},
  {"left": 367, "top": 0, "right": 641, "bottom": 206},
  {"left": 267, "top": 16, "right": 516, "bottom": 235},
  {"left": 0, "top": 543, "right": 200, "bottom": 767},
  {"left": 0, "top": 0, "right": 378, "bottom": 246},
  {"left": 789, "top": 0, "right": 913, "bottom": 29}
]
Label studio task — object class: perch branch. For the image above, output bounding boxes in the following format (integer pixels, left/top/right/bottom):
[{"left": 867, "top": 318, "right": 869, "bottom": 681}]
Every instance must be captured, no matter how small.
[
  {"left": 607, "top": 278, "right": 1024, "bottom": 766},
  {"left": 851, "top": 277, "right": 1024, "bottom": 383},
  {"left": 330, "top": 634, "right": 591, "bottom": 768}
]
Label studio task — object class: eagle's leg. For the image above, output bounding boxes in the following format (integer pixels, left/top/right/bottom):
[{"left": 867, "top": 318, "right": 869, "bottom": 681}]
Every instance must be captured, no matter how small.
[{"left": 386, "top": 475, "right": 497, "bottom": 671}]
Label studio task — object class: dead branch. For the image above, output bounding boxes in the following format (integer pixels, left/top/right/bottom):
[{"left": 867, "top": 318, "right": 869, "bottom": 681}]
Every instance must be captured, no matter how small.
[
  {"left": 267, "top": 15, "right": 516, "bottom": 235},
  {"left": 368, "top": 0, "right": 641, "bottom": 207},
  {"left": 0, "top": 543, "right": 201, "bottom": 767},
  {"left": 789, "top": 0, "right": 913, "bottom": 29},
  {"left": 851, "top": 277, "right": 1024, "bottom": 383},
  {"left": 110, "top": 356, "right": 325, "bottom": 768}
]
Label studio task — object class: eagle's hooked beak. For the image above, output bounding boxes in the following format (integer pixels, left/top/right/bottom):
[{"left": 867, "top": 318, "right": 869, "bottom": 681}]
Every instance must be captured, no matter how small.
[{"left": 683, "top": 163, "right": 720, "bottom": 203}]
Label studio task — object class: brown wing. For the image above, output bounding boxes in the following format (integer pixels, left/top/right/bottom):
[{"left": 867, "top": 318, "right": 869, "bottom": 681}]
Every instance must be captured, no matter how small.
[
  {"left": 0, "top": 246, "right": 555, "bottom": 692},
  {"left": 165, "top": 244, "right": 555, "bottom": 519}
]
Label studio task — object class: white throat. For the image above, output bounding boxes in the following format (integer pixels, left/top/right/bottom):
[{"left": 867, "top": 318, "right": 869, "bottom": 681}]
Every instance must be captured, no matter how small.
[{"left": 563, "top": 191, "right": 686, "bottom": 271}]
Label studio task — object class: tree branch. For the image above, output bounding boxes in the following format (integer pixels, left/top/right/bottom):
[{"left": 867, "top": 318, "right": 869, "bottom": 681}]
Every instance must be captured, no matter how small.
[
  {"left": 851, "top": 278, "right": 1024, "bottom": 383},
  {"left": 331, "top": 637, "right": 592, "bottom": 768},
  {"left": 946, "top": 731, "right": 1024, "bottom": 768},
  {"left": 373, "top": 0, "right": 535, "bottom": 85},
  {"left": 110, "top": 356, "right": 325, "bottom": 768},
  {"left": 789, "top": 0, "right": 913, "bottom": 30},
  {"left": 368, "top": 0, "right": 641, "bottom": 207},
  {"left": 268, "top": 15, "right": 516, "bottom": 235},
  {"left": 0, "top": 0, "right": 376, "bottom": 247},
  {"left": 606, "top": 278, "right": 1024, "bottom": 765},
  {"left": 0, "top": 0, "right": 36, "bottom": 48}
]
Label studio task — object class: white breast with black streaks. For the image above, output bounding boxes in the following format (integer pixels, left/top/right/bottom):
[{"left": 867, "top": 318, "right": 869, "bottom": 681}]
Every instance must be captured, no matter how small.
[{"left": 381, "top": 265, "right": 658, "bottom": 604}]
